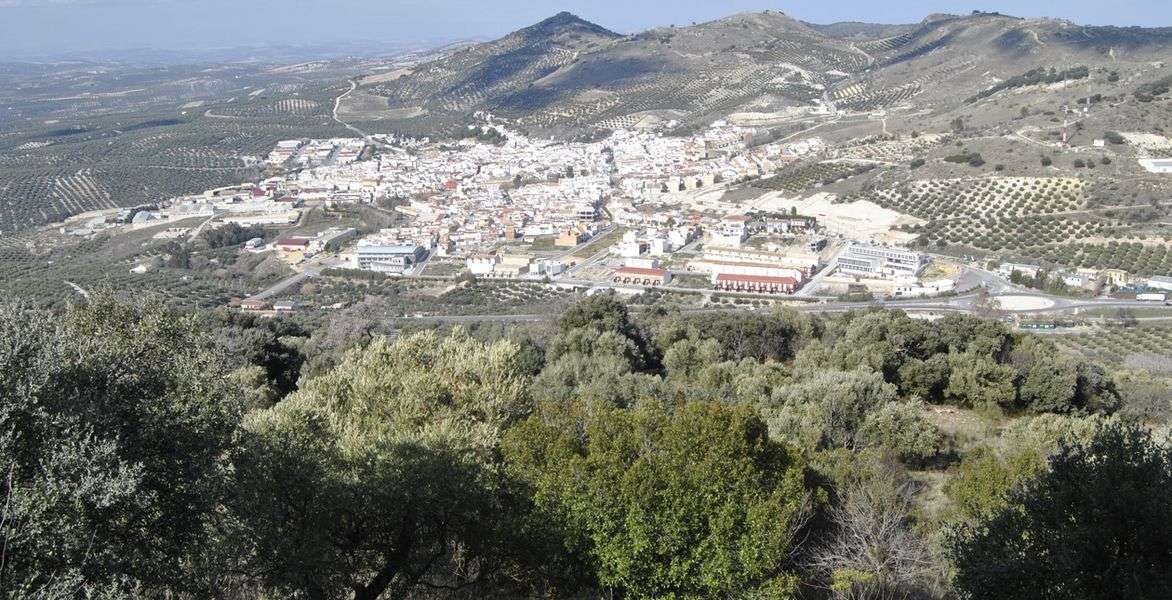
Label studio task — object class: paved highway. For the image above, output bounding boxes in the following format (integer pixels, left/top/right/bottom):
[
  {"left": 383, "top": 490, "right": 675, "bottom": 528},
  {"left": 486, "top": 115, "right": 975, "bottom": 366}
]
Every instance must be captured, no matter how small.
[
  {"left": 250, "top": 255, "right": 347, "bottom": 300},
  {"left": 395, "top": 290, "right": 1170, "bottom": 323}
]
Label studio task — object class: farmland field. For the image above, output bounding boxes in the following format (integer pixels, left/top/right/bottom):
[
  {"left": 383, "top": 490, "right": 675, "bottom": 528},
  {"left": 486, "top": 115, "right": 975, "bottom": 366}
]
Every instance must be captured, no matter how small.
[
  {"left": 0, "top": 60, "right": 359, "bottom": 234},
  {"left": 294, "top": 273, "right": 581, "bottom": 316},
  {"left": 1052, "top": 325, "right": 1172, "bottom": 375},
  {"left": 873, "top": 177, "right": 1090, "bottom": 223},
  {"left": 1037, "top": 242, "right": 1172, "bottom": 277},
  {"left": 752, "top": 160, "right": 879, "bottom": 194},
  {"left": 0, "top": 221, "right": 293, "bottom": 309}
]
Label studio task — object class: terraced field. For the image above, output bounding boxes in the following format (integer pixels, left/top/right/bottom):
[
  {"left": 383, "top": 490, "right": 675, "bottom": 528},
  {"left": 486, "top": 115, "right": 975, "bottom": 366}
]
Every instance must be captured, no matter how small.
[
  {"left": 360, "top": 12, "right": 876, "bottom": 136},
  {"left": 874, "top": 177, "right": 1090, "bottom": 221},
  {"left": 925, "top": 215, "right": 1112, "bottom": 252},
  {"left": 0, "top": 58, "right": 361, "bottom": 234},
  {"left": 207, "top": 83, "right": 341, "bottom": 120},
  {"left": 1053, "top": 326, "right": 1172, "bottom": 371},
  {"left": 873, "top": 176, "right": 1113, "bottom": 251},
  {"left": 752, "top": 161, "right": 879, "bottom": 194},
  {"left": 1038, "top": 242, "right": 1172, "bottom": 277},
  {"left": 0, "top": 170, "right": 118, "bottom": 231},
  {"left": 514, "top": 62, "right": 827, "bottom": 132},
  {"left": 0, "top": 104, "right": 352, "bottom": 233},
  {"left": 869, "top": 174, "right": 1172, "bottom": 274},
  {"left": 303, "top": 275, "right": 579, "bottom": 316},
  {"left": 0, "top": 229, "right": 286, "bottom": 310},
  {"left": 829, "top": 134, "right": 950, "bottom": 162},
  {"left": 832, "top": 81, "right": 922, "bottom": 112}
]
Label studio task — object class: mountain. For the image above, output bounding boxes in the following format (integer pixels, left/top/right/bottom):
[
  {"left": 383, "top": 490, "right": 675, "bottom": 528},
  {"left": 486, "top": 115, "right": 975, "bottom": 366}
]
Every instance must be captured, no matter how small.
[
  {"left": 347, "top": 11, "right": 1172, "bottom": 136},
  {"left": 354, "top": 12, "right": 619, "bottom": 131},
  {"left": 824, "top": 12, "right": 1172, "bottom": 111}
]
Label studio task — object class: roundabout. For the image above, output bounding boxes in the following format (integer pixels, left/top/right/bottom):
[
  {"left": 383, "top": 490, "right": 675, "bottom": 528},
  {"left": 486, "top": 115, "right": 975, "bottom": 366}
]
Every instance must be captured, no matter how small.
[{"left": 993, "top": 295, "right": 1057, "bottom": 311}]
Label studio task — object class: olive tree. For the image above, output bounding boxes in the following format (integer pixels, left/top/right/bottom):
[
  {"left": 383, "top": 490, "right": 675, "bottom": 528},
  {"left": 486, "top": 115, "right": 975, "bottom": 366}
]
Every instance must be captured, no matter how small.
[
  {"left": 228, "top": 330, "right": 534, "bottom": 599},
  {"left": 0, "top": 297, "right": 242, "bottom": 596},
  {"left": 946, "top": 422, "right": 1172, "bottom": 599}
]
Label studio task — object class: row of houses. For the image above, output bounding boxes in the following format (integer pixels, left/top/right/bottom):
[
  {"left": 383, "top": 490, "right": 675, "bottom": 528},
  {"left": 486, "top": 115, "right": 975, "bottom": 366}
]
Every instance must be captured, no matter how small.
[
  {"left": 684, "top": 246, "right": 823, "bottom": 295},
  {"left": 709, "top": 213, "right": 818, "bottom": 248},
  {"left": 713, "top": 274, "right": 798, "bottom": 294},
  {"left": 612, "top": 267, "right": 671, "bottom": 286},
  {"left": 239, "top": 298, "right": 298, "bottom": 312}
]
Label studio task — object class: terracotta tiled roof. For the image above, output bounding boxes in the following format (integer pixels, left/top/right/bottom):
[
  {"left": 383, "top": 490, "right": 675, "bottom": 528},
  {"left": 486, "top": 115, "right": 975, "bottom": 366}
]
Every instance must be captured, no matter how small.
[{"left": 615, "top": 267, "right": 668, "bottom": 277}]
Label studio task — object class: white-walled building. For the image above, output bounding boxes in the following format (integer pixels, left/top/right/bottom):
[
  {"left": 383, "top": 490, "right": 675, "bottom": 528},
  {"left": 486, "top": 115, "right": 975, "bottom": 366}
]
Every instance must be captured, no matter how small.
[
  {"left": 838, "top": 243, "right": 926, "bottom": 279},
  {"left": 1148, "top": 276, "right": 1172, "bottom": 292},
  {"left": 894, "top": 278, "right": 956, "bottom": 298},
  {"left": 353, "top": 244, "right": 428, "bottom": 273},
  {"left": 467, "top": 254, "right": 499, "bottom": 276}
]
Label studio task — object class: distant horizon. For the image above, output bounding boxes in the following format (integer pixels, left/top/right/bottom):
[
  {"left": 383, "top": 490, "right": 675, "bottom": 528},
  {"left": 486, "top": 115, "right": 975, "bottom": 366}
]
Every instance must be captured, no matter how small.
[{"left": 2, "top": 0, "right": 1170, "bottom": 60}]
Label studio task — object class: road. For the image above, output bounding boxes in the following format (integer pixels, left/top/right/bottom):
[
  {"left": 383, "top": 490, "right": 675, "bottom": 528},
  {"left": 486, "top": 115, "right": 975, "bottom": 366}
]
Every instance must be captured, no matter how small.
[
  {"left": 794, "top": 244, "right": 844, "bottom": 298},
  {"left": 203, "top": 108, "right": 242, "bottom": 120},
  {"left": 187, "top": 212, "right": 221, "bottom": 240},
  {"left": 411, "top": 249, "right": 436, "bottom": 276},
  {"left": 251, "top": 269, "right": 317, "bottom": 301},
  {"left": 332, "top": 79, "right": 369, "bottom": 139},
  {"left": 395, "top": 289, "right": 1171, "bottom": 323},
  {"left": 245, "top": 246, "right": 1170, "bottom": 322},
  {"left": 563, "top": 227, "right": 619, "bottom": 278},
  {"left": 64, "top": 280, "right": 90, "bottom": 300},
  {"left": 250, "top": 255, "right": 347, "bottom": 300}
]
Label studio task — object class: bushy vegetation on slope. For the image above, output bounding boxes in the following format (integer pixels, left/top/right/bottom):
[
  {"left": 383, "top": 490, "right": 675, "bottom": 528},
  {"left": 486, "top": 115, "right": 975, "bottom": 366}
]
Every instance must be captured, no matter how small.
[{"left": 1, "top": 295, "right": 1168, "bottom": 599}]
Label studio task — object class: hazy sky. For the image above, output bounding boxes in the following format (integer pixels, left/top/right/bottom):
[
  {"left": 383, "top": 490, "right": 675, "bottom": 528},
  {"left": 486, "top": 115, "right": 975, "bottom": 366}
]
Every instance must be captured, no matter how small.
[{"left": 2, "top": 0, "right": 1169, "bottom": 57}]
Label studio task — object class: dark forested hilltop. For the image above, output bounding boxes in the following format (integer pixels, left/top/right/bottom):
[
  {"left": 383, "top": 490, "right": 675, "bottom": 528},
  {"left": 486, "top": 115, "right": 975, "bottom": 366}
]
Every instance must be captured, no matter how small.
[{"left": 2, "top": 294, "right": 1170, "bottom": 598}]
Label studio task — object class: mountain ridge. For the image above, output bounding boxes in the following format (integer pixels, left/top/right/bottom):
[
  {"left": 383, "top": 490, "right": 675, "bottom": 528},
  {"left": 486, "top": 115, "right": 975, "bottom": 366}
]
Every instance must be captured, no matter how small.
[{"left": 348, "top": 9, "right": 1172, "bottom": 136}]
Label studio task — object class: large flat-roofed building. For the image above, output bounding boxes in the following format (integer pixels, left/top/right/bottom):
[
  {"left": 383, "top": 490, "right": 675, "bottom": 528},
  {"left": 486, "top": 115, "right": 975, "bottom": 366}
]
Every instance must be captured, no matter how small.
[
  {"left": 275, "top": 236, "right": 312, "bottom": 261},
  {"left": 276, "top": 236, "right": 312, "bottom": 251},
  {"left": 713, "top": 274, "right": 797, "bottom": 295},
  {"left": 492, "top": 254, "right": 532, "bottom": 278},
  {"left": 698, "top": 260, "right": 804, "bottom": 283},
  {"left": 353, "top": 244, "right": 428, "bottom": 273},
  {"left": 314, "top": 227, "right": 358, "bottom": 253},
  {"left": 222, "top": 211, "right": 301, "bottom": 227},
  {"left": 838, "top": 243, "right": 926, "bottom": 279},
  {"left": 701, "top": 246, "right": 820, "bottom": 277},
  {"left": 272, "top": 300, "right": 298, "bottom": 312}
]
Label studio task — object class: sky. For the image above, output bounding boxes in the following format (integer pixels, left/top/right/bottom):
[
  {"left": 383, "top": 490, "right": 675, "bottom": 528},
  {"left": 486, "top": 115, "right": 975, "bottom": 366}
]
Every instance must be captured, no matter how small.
[{"left": 1, "top": 0, "right": 1169, "bottom": 58}]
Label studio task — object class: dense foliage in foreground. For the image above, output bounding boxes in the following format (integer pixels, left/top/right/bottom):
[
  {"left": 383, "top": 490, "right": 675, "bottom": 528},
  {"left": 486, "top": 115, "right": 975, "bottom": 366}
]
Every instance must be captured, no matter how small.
[{"left": 1, "top": 296, "right": 1169, "bottom": 599}]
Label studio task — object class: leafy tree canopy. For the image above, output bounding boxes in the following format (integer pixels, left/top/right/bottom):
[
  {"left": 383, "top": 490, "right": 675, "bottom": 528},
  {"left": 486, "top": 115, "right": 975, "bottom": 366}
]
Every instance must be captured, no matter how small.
[
  {"left": 228, "top": 330, "right": 534, "bottom": 599},
  {"left": 505, "top": 400, "right": 817, "bottom": 599},
  {"left": 0, "top": 297, "right": 242, "bottom": 596},
  {"left": 946, "top": 422, "right": 1172, "bottom": 600}
]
